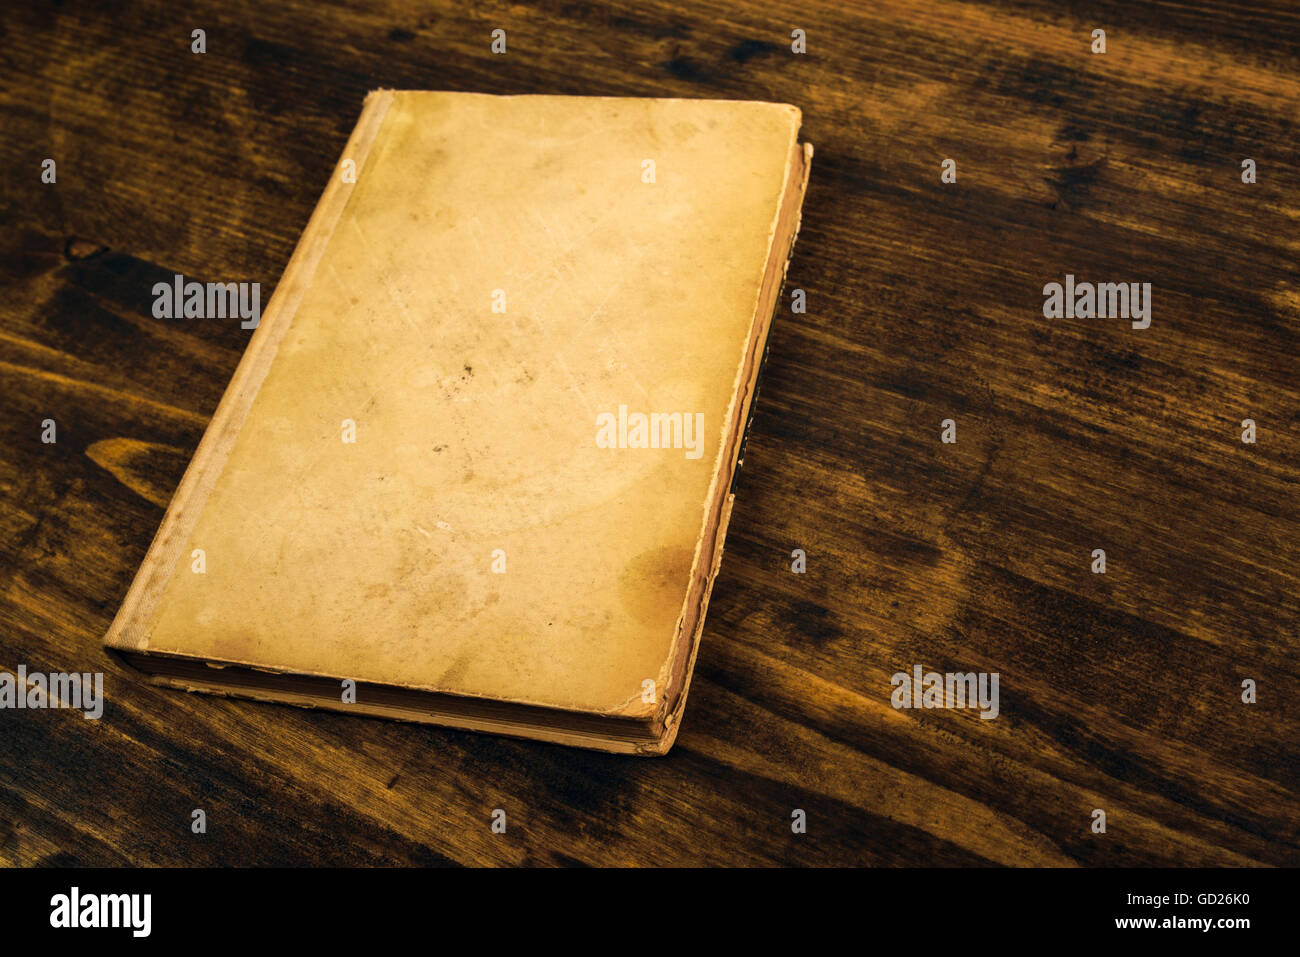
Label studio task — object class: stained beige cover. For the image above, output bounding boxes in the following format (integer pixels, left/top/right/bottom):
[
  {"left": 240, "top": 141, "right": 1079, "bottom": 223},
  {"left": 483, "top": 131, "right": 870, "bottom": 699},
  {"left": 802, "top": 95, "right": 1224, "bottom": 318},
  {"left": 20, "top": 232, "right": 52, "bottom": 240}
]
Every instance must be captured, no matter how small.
[{"left": 105, "top": 91, "right": 811, "bottom": 754}]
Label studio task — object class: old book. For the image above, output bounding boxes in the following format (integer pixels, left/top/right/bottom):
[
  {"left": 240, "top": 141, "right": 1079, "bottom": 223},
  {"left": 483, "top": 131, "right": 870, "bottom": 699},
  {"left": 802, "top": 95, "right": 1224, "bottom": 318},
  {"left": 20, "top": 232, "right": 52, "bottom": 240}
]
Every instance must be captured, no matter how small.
[{"left": 104, "top": 90, "right": 812, "bottom": 754}]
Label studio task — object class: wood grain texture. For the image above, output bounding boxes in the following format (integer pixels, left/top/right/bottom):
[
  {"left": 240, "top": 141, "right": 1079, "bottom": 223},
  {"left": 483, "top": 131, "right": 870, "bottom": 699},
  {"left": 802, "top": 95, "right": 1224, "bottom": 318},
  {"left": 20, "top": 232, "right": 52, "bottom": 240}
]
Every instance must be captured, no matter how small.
[{"left": 1, "top": 0, "right": 1297, "bottom": 866}]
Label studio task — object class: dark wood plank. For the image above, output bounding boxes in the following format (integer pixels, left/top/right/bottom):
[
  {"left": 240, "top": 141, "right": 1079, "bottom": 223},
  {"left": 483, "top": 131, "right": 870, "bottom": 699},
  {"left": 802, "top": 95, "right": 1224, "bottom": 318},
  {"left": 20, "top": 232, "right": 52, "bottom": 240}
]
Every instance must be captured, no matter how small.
[{"left": 0, "top": 0, "right": 1296, "bottom": 866}]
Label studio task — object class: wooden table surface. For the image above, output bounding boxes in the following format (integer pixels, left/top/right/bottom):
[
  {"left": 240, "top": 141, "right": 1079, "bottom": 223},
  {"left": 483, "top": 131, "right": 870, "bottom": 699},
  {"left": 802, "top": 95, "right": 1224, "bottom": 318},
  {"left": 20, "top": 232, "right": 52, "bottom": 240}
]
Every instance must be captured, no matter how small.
[{"left": 1, "top": 0, "right": 1297, "bottom": 867}]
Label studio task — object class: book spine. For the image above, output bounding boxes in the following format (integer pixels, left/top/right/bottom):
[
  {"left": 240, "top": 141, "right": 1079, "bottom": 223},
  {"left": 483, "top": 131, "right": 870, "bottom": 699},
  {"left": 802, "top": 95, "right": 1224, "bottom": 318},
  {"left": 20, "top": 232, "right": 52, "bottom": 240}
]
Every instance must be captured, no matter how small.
[{"left": 104, "top": 91, "right": 397, "bottom": 653}]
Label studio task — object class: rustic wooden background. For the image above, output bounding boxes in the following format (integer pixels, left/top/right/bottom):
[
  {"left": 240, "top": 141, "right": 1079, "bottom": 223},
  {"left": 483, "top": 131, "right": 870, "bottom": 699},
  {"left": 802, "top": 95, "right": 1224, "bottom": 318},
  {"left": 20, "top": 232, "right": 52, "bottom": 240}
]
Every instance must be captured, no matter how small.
[{"left": 1, "top": 0, "right": 1297, "bottom": 867}]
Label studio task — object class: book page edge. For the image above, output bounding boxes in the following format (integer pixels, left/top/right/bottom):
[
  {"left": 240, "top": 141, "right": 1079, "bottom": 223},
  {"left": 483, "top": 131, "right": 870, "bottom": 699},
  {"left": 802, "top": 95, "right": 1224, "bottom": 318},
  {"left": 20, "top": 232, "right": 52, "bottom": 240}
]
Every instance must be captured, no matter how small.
[{"left": 643, "top": 133, "right": 815, "bottom": 747}]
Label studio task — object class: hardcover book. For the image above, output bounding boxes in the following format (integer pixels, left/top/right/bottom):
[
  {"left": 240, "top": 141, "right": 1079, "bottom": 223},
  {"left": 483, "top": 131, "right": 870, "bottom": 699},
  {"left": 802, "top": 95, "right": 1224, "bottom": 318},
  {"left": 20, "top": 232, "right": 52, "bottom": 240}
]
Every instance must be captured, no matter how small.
[{"left": 104, "top": 90, "right": 812, "bottom": 754}]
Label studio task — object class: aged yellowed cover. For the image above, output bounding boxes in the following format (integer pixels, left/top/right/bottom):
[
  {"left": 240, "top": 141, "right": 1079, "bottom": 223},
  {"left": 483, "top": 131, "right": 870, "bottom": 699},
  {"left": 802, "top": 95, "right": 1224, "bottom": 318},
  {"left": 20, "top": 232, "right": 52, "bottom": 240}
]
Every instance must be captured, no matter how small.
[{"left": 105, "top": 91, "right": 812, "bottom": 754}]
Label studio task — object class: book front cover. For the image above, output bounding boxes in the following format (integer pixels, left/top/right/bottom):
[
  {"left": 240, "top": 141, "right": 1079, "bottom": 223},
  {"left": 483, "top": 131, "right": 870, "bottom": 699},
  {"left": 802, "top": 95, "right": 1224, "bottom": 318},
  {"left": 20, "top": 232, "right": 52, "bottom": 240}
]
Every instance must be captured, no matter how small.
[{"left": 109, "top": 92, "right": 804, "bottom": 725}]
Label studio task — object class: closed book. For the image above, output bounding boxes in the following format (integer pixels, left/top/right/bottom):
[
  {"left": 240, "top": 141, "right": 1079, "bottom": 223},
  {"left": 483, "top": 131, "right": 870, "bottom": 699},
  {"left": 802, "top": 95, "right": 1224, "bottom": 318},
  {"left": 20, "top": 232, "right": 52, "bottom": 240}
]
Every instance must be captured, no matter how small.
[{"left": 105, "top": 90, "right": 812, "bottom": 754}]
